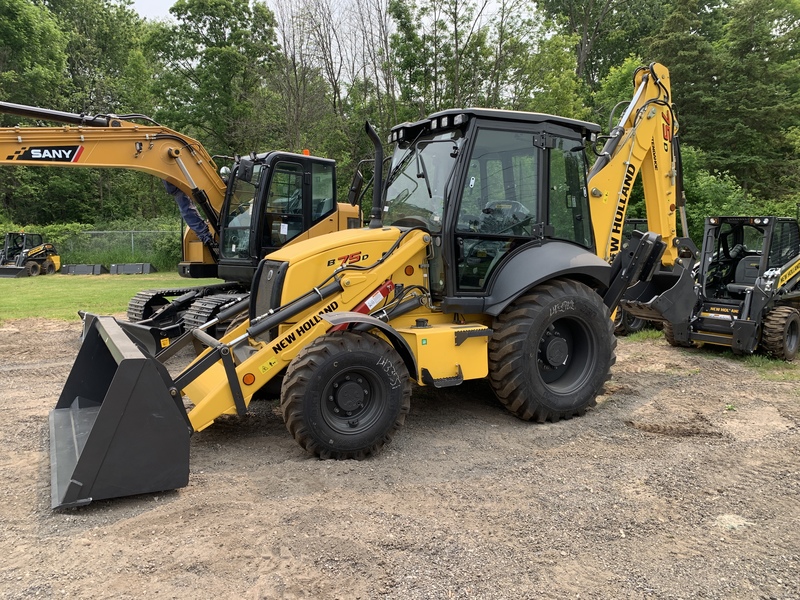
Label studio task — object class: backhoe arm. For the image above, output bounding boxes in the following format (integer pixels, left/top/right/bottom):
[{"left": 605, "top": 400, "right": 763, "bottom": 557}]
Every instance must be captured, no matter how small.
[
  {"left": 0, "top": 101, "right": 225, "bottom": 235},
  {"left": 587, "top": 63, "right": 683, "bottom": 265}
]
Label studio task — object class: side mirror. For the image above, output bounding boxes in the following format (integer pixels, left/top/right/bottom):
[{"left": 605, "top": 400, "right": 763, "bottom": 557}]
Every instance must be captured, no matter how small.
[{"left": 347, "top": 170, "right": 364, "bottom": 207}]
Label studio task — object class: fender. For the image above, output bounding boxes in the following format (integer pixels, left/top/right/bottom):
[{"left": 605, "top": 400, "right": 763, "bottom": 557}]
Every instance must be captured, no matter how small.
[{"left": 320, "top": 312, "right": 417, "bottom": 377}]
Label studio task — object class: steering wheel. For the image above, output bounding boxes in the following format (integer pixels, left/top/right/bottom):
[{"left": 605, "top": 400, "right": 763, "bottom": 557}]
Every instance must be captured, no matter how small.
[{"left": 481, "top": 200, "right": 532, "bottom": 235}]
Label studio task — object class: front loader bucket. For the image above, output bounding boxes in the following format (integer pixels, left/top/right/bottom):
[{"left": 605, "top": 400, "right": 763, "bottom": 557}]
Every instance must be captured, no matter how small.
[
  {"left": 50, "top": 316, "right": 191, "bottom": 509},
  {"left": 0, "top": 266, "right": 27, "bottom": 278}
]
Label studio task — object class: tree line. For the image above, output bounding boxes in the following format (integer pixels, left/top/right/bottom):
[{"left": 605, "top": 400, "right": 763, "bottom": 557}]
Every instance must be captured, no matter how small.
[{"left": 1, "top": 0, "right": 798, "bottom": 240}]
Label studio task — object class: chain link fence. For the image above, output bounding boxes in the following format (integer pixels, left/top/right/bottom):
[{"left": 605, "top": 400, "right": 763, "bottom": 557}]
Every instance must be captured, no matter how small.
[{"left": 58, "top": 230, "right": 183, "bottom": 272}]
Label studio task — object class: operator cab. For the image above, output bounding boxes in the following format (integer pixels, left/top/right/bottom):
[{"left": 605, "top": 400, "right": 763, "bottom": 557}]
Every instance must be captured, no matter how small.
[
  {"left": 1, "top": 232, "right": 43, "bottom": 263},
  {"left": 383, "top": 109, "right": 601, "bottom": 308},
  {"left": 217, "top": 152, "right": 337, "bottom": 283},
  {"left": 700, "top": 216, "right": 800, "bottom": 301}
]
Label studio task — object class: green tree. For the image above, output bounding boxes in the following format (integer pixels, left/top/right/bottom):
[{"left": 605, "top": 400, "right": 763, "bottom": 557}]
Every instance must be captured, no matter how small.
[
  {"left": 389, "top": 0, "right": 492, "bottom": 114},
  {"left": 148, "top": 0, "right": 280, "bottom": 155},
  {"left": 0, "top": 0, "right": 67, "bottom": 112},
  {"left": 708, "top": 0, "right": 800, "bottom": 199},
  {"left": 45, "top": 0, "right": 157, "bottom": 114},
  {"left": 536, "top": 0, "right": 669, "bottom": 88}
]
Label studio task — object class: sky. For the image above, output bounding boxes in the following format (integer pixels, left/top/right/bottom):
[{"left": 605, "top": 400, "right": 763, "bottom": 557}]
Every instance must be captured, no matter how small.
[{"left": 131, "top": 0, "right": 175, "bottom": 21}]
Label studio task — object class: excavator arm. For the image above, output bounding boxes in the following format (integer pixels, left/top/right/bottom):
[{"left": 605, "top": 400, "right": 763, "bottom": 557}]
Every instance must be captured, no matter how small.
[
  {"left": 587, "top": 63, "right": 687, "bottom": 266},
  {"left": 0, "top": 101, "right": 226, "bottom": 239},
  {"left": 587, "top": 63, "right": 699, "bottom": 325}
]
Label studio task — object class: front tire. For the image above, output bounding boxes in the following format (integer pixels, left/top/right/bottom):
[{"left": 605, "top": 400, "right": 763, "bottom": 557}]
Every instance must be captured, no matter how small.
[
  {"left": 25, "top": 260, "right": 41, "bottom": 277},
  {"left": 663, "top": 322, "right": 693, "bottom": 348},
  {"left": 762, "top": 306, "right": 800, "bottom": 361},
  {"left": 488, "top": 279, "right": 615, "bottom": 422},
  {"left": 281, "top": 331, "right": 412, "bottom": 459}
]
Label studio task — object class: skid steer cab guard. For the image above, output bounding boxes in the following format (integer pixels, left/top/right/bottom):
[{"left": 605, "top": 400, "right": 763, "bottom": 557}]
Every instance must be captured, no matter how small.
[{"left": 50, "top": 316, "right": 191, "bottom": 509}]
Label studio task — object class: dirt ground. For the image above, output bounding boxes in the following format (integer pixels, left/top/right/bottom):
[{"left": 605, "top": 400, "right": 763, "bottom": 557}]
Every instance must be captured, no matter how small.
[{"left": 1, "top": 318, "right": 799, "bottom": 600}]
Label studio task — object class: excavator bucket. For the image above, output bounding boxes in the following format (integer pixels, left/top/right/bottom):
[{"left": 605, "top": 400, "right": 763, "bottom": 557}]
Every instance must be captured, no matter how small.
[
  {"left": 50, "top": 316, "right": 191, "bottom": 509},
  {"left": 619, "top": 261, "right": 698, "bottom": 324}
]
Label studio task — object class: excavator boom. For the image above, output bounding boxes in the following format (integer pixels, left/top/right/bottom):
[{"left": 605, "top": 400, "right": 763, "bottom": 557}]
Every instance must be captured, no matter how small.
[{"left": 0, "top": 101, "right": 225, "bottom": 236}]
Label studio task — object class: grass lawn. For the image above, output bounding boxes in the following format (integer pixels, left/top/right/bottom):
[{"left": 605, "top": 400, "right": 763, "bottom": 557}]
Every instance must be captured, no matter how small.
[{"left": 0, "top": 272, "right": 222, "bottom": 322}]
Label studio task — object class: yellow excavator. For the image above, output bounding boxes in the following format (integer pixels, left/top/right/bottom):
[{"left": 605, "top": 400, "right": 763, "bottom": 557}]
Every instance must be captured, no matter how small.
[
  {"left": 49, "top": 63, "right": 694, "bottom": 508},
  {"left": 0, "top": 102, "right": 361, "bottom": 332}
]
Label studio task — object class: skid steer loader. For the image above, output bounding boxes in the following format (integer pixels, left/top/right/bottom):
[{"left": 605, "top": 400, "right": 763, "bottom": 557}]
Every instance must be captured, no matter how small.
[
  {"left": 0, "top": 232, "right": 60, "bottom": 277},
  {"left": 659, "top": 215, "right": 800, "bottom": 359},
  {"left": 49, "top": 63, "right": 696, "bottom": 508}
]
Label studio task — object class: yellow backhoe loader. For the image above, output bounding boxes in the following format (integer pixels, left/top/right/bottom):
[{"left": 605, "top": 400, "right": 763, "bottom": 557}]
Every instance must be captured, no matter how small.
[
  {"left": 49, "top": 63, "right": 695, "bottom": 508},
  {"left": 0, "top": 102, "right": 361, "bottom": 334}
]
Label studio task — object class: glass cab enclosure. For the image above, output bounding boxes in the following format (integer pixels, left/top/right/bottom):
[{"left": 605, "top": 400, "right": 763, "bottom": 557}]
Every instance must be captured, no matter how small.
[{"left": 383, "top": 109, "right": 598, "bottom": 299}]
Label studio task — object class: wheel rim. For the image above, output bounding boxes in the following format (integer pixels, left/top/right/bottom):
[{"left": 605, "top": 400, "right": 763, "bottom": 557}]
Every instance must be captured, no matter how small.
[
  {"left": 624, "top": 312, "right": 645, "bottom": 331},
  {"left": 536, "top": 316, "right": 596, "bottom": 393},
  {"left": 321, "top": 367, "right": 386, "bottom": 436}
]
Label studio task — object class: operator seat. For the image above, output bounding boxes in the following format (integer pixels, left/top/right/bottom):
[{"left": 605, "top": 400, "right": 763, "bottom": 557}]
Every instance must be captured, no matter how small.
[{"left": 726, "top": 256, "right": 761, "bottom": 294}]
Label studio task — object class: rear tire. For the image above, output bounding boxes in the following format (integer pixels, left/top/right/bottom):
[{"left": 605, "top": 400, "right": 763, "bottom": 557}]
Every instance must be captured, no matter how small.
[
  {"left": 487, "top": 279, "right": 615, "bottom": 422},
  {"left": 762, "top": 306, "right": 800, "bottom": 361},
  {"left": 281, "top": 331, "right": 411, "bottom": 459},
  {"left": 43, "top": 258, "right": 56, "bottom": 274},
  {"left": 25, "top": 261, "right": 41, "bottom": 277}
]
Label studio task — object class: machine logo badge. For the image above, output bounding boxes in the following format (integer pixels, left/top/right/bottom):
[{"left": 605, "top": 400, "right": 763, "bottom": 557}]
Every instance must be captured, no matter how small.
[{"left": 12, "top": 146, "right": 84, "bottom": 162}]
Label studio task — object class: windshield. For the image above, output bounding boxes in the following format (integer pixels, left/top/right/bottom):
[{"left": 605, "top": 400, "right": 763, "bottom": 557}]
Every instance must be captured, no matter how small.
[{"left": 384, "top": 131, "right": 461, "bottom": 232}]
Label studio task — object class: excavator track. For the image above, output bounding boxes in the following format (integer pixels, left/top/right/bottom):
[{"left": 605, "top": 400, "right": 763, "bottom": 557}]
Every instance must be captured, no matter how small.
[
  {"left": 127, "top": 288, "right": 194, "bottom": 322},
  {"left": 126, "top": 283, "right": 245, "bottom": 323},
  {"left": 183, "top": 293, "right": 250, "bottom": 336}
]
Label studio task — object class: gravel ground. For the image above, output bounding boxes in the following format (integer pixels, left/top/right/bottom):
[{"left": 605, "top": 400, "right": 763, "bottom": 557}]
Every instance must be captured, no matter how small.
[{"left": 1, "top": 318, "right": 798, "bottom": 599}]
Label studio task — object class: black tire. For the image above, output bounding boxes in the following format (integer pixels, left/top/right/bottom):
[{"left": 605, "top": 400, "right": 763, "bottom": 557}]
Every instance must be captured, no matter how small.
[
  {"left": 613, "top": 308, "right": 647, "bottom": 336},
  {"left": 762, "top": 306, "right": 800, "bottom": 361},
  {"left": 281, "top": 331, "right": 412, "bottom": 459},
  {"left": 25, "top": 261, "right": 41, "bottom": 277},
  {"left": 663, "top": 322, "right": 693, "bottom": 348},
  {"left": 487, "top": 279, "right": 615, "bottom": 422},
  {"left": 223, "top": 310, "right": 249, "bottom": 336},
  {"left": 43, "top": 259, "right": 56, "bottom": 275}
]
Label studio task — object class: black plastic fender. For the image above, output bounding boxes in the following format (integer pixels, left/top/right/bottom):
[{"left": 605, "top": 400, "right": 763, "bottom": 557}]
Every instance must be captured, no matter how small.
[{"left": 320, "top": 312, "right": 418, "bottom": 378}]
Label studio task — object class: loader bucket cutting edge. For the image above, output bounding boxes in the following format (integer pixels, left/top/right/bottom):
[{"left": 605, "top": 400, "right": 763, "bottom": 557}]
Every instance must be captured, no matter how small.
[{"left": 50, "top": 316, "right": 191, "bottom": 509}]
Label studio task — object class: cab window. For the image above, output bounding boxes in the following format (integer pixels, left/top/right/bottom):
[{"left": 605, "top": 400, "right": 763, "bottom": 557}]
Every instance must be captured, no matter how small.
[
  {"left": 548, "top": 138, "right": 591, "bottom": 248},
  {"left": 311, "top": 162, "right": 335, "bottom": 222},
  {"left": 455, "top": 128, "right": 539, "bottom": 292},
  {"left": 263, "top": 162, "right": 304, "bottom": 247}
]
